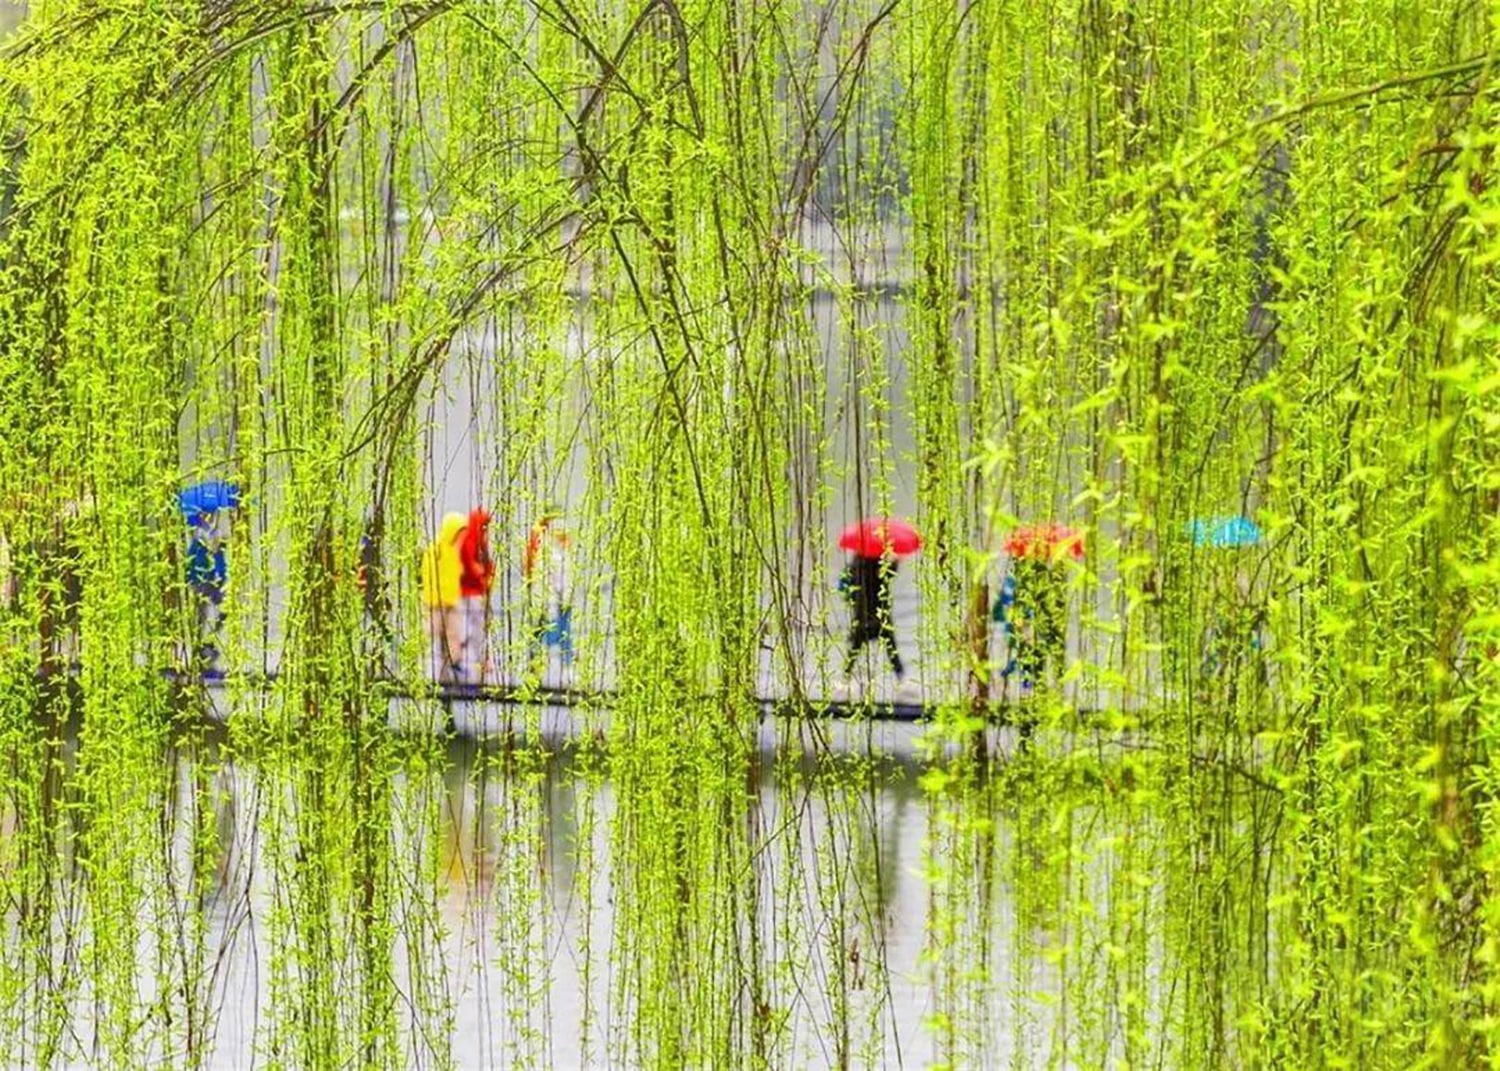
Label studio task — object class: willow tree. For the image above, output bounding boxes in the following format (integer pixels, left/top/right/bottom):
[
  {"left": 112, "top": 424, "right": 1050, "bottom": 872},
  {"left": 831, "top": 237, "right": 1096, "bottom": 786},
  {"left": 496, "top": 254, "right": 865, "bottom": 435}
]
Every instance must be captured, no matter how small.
[{"left": 0, "top": 0, "right": 1497, "bottom": 1067}]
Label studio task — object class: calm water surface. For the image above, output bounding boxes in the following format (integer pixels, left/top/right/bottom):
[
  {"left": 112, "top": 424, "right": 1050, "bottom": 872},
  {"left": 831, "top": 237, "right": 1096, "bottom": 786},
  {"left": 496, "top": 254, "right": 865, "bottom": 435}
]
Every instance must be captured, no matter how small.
[{"left": 7, "top": 698, "right": 1278, "bottom": 1069}]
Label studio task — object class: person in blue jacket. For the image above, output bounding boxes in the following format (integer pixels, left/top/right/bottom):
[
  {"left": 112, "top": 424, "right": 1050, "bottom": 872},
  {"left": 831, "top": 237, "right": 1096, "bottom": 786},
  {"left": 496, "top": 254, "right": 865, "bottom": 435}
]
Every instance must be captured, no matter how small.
[
  {"left": 185, "top": 510, "right": 228, "bottom": 670},
  {"left": 177, "top": 480, "right": 240, "bottom": 674},
  {"left": 992, "top": 558, "right": 1067, "bottom": 698}
]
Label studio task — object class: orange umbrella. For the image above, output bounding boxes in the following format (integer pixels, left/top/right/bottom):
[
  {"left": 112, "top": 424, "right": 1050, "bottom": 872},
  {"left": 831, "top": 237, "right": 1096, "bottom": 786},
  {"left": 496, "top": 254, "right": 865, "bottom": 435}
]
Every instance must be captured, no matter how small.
[{"left": 1004, "top": 523, "right": 1084, "bottom": 561}]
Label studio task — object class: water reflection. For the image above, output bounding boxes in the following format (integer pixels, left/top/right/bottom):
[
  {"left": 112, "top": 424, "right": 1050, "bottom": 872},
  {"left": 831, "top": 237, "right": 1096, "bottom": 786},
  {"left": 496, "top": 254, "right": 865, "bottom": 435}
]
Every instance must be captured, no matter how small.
[{"left": 1, "top": 703, "right": 1281, "bottom": 1068}]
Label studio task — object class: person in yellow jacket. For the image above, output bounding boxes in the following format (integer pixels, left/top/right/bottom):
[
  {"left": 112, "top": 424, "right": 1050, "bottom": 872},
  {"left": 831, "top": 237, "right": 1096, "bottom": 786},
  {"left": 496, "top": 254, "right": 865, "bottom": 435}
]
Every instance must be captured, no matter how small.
[{"left": 421, "top": 512, "right": 469, "bottom": 682}]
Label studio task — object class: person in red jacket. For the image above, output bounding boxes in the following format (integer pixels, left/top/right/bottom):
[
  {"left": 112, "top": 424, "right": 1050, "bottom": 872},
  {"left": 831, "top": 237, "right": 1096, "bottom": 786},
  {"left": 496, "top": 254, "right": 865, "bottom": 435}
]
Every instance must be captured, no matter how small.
[{"left": 457, "top": 507, "right": 496, "bottom": 682}]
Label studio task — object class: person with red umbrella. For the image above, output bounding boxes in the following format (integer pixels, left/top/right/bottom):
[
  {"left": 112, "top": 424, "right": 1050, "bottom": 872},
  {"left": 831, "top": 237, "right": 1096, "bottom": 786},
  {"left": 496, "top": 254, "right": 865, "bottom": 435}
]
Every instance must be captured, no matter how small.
[{"left": 835, "top": 516, "right": 922, "bottom": 700}]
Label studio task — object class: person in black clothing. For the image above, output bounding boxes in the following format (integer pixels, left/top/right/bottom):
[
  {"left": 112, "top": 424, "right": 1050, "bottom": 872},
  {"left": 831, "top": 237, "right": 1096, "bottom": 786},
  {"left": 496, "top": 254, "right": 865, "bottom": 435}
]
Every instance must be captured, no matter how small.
[{"left": 839, "top": 553, "right": 906, "bottom": 686}]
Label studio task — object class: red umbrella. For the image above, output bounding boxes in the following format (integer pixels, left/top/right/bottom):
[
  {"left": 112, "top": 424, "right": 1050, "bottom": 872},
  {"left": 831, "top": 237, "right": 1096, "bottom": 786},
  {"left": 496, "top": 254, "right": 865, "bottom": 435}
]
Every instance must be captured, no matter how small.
[
  {"left": 838, "top": 516, "right": 923, "bottom": 558},
  {"left": 1005, "top": 523, "right": 1084, "bottom": 561}
]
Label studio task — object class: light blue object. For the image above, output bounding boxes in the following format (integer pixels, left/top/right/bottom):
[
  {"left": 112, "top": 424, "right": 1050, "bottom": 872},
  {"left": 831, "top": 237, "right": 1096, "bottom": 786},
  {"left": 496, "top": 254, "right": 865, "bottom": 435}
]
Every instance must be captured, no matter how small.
[
  {"left": 1189, "top": 515, "right": 1262, "bottom": 548},
  {"left": 178, "top": 480, "right": 241, "bottom": 520}
]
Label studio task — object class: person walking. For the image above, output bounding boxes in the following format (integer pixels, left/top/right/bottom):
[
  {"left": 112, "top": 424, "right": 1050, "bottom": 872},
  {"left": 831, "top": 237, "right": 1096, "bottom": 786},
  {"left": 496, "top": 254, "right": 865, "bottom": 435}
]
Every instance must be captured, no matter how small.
[
  {"left": 458, "top": 507, "right": 496, "bottom": 682},
  {"left": 185, "top": 509, "right": 229, "bottom": 672},
  {"left": 177, "top": 481, "right": 239, "bottom": 676},
  {"left": 421, "top": 512, "right": 469, "bottom": 683},
  {"left": 995, "top": 557, "right": 1067, "bottom": 698},
  {"left": 523, "top": 506, "right": 574, "bottom": 671},
  {"left": 837, "top": 553, "right": 907, "bottom": 693},
  {"left": 833, "top": 516, "right": 923, "bottom": 702},
  {"left": 994, "top": 524, "right": 1081, "bottom": 700}
]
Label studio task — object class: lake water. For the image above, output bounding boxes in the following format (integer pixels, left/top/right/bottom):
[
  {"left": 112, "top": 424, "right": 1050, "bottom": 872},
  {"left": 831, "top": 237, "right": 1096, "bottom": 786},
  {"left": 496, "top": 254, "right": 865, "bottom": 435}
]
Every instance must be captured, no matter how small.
[{"left": 3, "top": 695, "right": 1280, "bottom": 1069}]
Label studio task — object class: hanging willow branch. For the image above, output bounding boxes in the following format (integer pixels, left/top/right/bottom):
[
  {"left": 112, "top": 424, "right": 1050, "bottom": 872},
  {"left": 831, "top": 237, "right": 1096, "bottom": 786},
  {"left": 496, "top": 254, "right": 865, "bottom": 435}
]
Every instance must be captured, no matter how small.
[{"left": 0, "top": 0, "right": 1496, "bottom": 1067}]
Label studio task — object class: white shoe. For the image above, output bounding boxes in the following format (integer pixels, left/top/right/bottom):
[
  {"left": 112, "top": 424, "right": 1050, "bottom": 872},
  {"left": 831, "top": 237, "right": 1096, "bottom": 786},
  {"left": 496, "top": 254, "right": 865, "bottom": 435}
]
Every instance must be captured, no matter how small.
[
  {"left": 831, "top": 676, "right": 857, "bottom": 702},
  {"left": 894, "top": 677, "right": 922, "bottom": 704}
]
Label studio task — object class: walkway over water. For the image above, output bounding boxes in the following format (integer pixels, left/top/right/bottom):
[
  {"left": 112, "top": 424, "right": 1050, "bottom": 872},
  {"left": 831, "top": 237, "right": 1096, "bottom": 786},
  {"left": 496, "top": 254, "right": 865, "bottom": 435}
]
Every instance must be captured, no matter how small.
[
  {"left": 171, "top": 672, "right": 1068, "bottom": 744},
  {"left": 36, "top": 669, "right": 1092, "bottom": 760}
]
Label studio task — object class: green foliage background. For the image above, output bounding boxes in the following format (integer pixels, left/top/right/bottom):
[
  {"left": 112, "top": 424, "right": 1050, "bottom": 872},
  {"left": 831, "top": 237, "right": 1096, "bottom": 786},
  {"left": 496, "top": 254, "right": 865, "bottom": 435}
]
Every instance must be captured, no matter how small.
[{"left": 0, "top": 0, "right": 1496, "bottom": 1066}]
